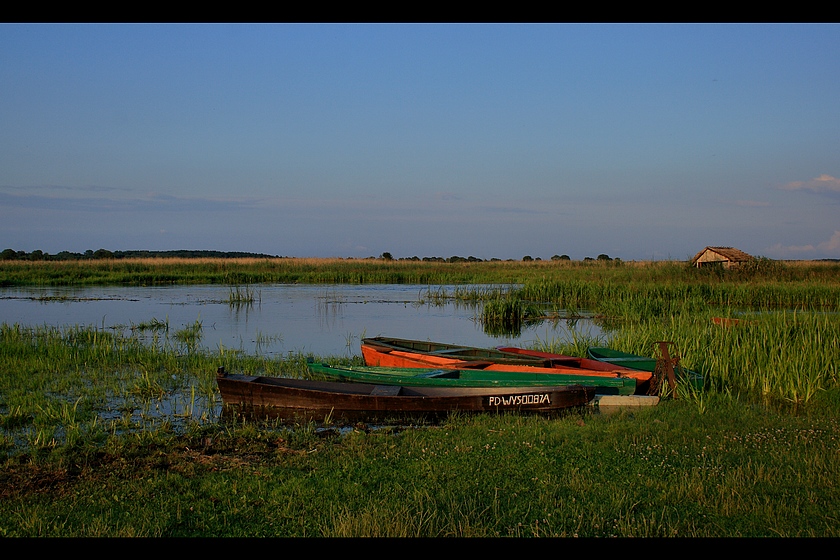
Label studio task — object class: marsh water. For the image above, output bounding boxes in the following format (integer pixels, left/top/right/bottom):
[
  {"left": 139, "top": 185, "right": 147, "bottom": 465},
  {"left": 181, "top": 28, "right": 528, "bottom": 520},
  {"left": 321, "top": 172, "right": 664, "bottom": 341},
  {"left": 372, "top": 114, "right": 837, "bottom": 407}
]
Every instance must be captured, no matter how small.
[{"left": 0, "top": 284, "right": 604, "bottom": 358}]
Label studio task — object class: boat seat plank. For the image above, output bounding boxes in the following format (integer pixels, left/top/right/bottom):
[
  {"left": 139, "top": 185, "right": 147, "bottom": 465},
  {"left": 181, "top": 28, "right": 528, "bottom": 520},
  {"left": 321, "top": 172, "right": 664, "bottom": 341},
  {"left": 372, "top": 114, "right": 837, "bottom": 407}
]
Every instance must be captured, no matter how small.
[
  {"left": 597, "top": 357, "right": 652, "bottom": 362},
  {"left": 456, "top": 361, "right": 495, "bottom": 369},
  {"left": 430, "top": 348, "right": 472, "bottom": 355},
  {"left": 370, "top": 385, "right": 403, "bottom": 396},
  {"left": 415, "top": 369, "right": 461, "bottom": 379}
]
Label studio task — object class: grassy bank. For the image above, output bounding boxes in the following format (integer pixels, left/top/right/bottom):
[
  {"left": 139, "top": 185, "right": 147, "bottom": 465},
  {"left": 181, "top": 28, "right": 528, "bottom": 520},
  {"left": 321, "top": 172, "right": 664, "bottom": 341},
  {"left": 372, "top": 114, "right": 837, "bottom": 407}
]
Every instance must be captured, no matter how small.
[{"left": 2, "top": 395, "right": 837, "bottom": 537}]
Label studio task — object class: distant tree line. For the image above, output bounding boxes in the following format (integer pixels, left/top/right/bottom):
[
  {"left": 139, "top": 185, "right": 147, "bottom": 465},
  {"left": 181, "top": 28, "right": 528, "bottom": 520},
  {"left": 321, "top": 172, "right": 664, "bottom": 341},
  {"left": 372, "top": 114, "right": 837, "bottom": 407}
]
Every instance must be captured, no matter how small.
[
  {"left": 381, "top": 254, "right": 518, "bottom": 263},
  {"left": 0, "top": 249, "right": 281, "bottom": 261},
  {"left": 381, "top": 253, "right": 617, "bottom": 263},
  {"left": 2, "top": 248, "right": 620, "bottom": 263}
]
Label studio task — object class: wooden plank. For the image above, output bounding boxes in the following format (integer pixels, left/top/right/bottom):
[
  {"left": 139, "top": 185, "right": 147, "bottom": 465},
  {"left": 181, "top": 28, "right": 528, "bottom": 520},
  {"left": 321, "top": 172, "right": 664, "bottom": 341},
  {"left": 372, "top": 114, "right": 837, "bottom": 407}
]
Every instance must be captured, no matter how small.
[
  {"left": 369, "top": 385, "right": 403, "bottom": 396},
  {"left": 595, "top": 395, "right": 660, "bottom": 408},
  {"left": 415, "top": 369, "right": 461, "bottom": 379}
]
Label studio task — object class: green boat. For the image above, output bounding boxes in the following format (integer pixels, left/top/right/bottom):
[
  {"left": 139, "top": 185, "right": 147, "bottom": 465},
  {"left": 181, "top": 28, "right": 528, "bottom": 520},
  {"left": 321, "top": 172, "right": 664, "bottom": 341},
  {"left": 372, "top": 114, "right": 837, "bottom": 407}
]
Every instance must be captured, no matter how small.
[
  {"left": 307, "top": 362, "right": 637, "bottom": 395},
  {"left": 586, "top": 347, "right": 705, "bottom": 391}
]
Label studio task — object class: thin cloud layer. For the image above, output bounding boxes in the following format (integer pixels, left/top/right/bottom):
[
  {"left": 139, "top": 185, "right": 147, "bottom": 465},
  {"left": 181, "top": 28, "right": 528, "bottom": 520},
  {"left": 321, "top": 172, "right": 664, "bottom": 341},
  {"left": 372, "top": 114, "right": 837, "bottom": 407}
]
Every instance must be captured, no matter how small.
[
  {"left": 766, "top": 230, "right": 840, "bottom": 258},
  {"left": 0, "top": 186, "right": 265, "bottom": 212},
  {"left": 781, "top": 175, "right": 840, "bottom": 194}
]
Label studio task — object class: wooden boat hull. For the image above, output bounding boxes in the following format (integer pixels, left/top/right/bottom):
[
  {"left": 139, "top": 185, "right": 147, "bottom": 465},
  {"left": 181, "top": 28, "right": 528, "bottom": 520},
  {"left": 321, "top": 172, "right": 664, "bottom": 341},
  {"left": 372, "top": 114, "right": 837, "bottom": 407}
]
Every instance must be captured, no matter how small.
[
  {"left": 361, "top": 337, "right": 551, "bottom": 369},
  {"left": 216, "top": 369, "right": 596, "bottom": 423},
  {"left": 587, "top": 347, "right": 705, "bottom": 391},
  {"left": 307, "top": 362, "right": 637, "bottom": 395},
  {"left": 360, "top": 343, "right": 491, "bottom": 369},
  {"left": 361, "top": 337, "right": 651, "bottom": 389}
]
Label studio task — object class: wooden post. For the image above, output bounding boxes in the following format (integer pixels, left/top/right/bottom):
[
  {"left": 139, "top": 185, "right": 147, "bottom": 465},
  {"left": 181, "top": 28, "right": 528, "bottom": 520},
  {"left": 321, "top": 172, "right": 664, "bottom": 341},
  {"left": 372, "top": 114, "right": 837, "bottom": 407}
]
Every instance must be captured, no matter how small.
[{"left": 653, "top": 341, "right": 679, "bottom": 397}]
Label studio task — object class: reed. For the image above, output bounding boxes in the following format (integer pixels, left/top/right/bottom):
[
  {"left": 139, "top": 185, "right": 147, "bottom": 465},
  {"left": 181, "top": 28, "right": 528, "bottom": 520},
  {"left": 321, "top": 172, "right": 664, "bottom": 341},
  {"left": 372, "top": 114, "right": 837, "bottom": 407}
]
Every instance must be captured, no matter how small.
[
  {"left": 130, "top": 318, "right": 169, "bottom": 333},
  {"left": 480, "top": 296, "right": 546, "bottom": 336},
  {"left": 579, "top": 310, "right": 839, "bottom": 406},
  {"left": 481, "top": 297, "right": 524, "bottom": 336},
  {"left": 173, "top": 319, "right": 204, "bottom": 352},
  {"left": 528, "top": 330, "right": 607, "bottom": 358},
  {"left": 515, "top": 277, "right": 840, "bottom": 319},
  {"left": 0, "top": 257, "right": 530, "bottom": 286},
  {"left": 226, "top": 285, "right": 259, "bottom": 305},
  {"left": 5, "top": 257, "right": 839, "bottom": 293}
]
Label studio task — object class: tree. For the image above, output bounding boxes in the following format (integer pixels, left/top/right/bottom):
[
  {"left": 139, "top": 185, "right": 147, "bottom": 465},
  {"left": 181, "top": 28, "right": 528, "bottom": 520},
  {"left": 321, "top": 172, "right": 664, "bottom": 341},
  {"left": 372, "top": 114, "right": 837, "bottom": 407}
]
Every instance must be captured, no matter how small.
[
  {"left": 380, "top": 252, "right": 393, "bottom": 261},
  {"left": 94, "top": 249, "right": 114, "bottom": 259}
]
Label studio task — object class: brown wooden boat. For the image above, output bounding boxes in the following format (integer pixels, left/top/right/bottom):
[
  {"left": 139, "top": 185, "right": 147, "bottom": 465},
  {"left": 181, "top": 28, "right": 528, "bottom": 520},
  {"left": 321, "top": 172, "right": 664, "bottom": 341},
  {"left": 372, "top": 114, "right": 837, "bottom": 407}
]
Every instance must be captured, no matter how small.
[{"left": 215, "top": 367, "right": 596, "bottom": 423}]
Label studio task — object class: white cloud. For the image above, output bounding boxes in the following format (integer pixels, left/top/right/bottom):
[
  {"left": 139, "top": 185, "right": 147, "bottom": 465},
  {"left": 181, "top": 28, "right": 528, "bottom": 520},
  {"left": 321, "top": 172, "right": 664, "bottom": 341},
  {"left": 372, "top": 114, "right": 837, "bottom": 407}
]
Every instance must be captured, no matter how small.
[
  {"left": 766, "top": 242, "right": 816, "bottom": 256},
  {"left": 820, "top": 230, "right": 840, "bottom": 252},
  {"left": 765, "top": 230, "right": 840, "bottom": 258},
  {"left": 781, "top": 174, "right": 840, "bottom": 194}
]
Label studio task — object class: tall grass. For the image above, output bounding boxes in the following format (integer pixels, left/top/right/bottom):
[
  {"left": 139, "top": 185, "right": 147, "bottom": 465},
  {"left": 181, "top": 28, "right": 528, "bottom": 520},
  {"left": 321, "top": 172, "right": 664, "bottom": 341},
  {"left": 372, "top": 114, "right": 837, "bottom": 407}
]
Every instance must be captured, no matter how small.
[
  {"left": 4, "top": 257, "right": 840, "bottom": 294},
  {"left": 481, "top": 296, "right": 547, "bottom": 336},
  {"left": 583, "top": 311, "right": 839, "bottom": 406},
  {"left": 515, "top": 277, "right": 840, "bottom": 318},
  {"left": 225, "top": 284, "right": 259, "bottom": 305},
  {"left": 0, "top": 257, "right": 543, "bottom": 286}
]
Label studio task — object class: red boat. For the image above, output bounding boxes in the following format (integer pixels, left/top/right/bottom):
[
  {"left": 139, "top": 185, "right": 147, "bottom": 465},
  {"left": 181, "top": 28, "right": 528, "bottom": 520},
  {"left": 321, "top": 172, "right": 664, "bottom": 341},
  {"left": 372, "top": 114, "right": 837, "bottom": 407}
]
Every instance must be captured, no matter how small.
[
  {"left": 360, "top": 337, "right": 652, "bottom": 391},
  {"left": 495, "top": 346, "right": 635, "bottom": 372}
]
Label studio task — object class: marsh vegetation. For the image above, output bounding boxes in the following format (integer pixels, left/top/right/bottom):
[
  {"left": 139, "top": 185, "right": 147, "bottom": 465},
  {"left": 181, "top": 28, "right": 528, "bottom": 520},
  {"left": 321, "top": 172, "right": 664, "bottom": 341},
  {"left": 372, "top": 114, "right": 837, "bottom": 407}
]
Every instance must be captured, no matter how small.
[{"left": 0, "top": 257, "right": 838, "bottom": 536}]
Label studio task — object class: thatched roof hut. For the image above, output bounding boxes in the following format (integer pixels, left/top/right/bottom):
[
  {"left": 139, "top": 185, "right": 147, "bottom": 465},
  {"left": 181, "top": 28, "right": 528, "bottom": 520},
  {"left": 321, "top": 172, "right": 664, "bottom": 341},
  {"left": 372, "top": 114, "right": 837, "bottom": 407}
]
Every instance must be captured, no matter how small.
[{"left": 691, "top": 246, "right": 754, "bottom": 268}]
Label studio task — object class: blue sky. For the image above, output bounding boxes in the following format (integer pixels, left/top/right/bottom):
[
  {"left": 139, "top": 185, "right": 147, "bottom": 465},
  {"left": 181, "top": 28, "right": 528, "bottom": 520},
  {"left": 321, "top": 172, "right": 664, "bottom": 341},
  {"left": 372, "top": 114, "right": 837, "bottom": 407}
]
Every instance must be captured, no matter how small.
[{"left": 2, "top": 23, "right": 839, "bottom": 261}]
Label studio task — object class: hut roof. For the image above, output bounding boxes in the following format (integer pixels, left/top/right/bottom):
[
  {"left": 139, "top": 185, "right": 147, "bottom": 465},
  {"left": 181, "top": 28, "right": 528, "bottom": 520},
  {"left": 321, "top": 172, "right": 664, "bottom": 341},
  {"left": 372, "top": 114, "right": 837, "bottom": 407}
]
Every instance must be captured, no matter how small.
[{"left": 691, "top": 246, "right": 754, "bottom": 264}]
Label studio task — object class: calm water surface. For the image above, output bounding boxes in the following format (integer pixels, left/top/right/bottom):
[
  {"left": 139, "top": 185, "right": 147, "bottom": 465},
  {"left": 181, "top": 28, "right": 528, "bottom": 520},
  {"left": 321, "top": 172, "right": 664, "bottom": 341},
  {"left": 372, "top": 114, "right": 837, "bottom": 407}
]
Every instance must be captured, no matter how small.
[{"left": 0, "top": 284, "right": 604, "bottom": 358}]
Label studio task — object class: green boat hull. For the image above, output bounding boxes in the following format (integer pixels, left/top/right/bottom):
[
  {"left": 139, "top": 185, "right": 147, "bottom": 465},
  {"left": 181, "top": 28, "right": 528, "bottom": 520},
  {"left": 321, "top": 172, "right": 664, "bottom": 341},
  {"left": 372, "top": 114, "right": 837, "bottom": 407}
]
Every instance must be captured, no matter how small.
[
  {"left": 307, "top": 363, "right": 637, "bottom": 395},
  {"left": 586, "top": 347, "right": 705, "bottom": 391}
]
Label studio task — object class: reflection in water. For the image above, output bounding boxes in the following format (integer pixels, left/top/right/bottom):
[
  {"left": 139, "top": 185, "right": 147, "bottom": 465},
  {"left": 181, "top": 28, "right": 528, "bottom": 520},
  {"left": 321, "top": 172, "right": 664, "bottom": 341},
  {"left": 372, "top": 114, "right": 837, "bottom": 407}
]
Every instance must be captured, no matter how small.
[
  {"left": 316, "top": 289, "right": 347, "bottom": 333},
  {"left": 0, "top": 284, "right": 605, "bottom": 358}
]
